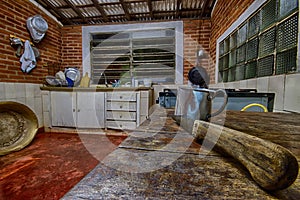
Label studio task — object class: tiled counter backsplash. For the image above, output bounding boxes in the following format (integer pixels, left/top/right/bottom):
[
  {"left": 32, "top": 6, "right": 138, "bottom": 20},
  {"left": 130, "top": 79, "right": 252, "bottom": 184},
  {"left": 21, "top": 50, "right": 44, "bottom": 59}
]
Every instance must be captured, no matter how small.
[
  {"left": 211, "top": 73, "right": 300, "bottom": 113},
  {"left": 0, "top": 82, "right": 43, "bottom": 128}
]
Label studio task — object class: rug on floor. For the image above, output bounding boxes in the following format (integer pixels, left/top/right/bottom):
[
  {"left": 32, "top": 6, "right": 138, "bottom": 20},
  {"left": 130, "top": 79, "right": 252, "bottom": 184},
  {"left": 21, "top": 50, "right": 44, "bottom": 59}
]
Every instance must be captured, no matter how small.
[{"left": 0, "top": 132, "right": 126, "bottom": 200}]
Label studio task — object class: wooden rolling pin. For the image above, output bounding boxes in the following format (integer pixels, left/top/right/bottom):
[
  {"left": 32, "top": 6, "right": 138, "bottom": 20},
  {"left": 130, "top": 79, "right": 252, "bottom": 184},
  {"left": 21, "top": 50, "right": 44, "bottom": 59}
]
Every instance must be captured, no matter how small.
[{"left": 192, "top": 119, "right": 299, "bottom": 191}]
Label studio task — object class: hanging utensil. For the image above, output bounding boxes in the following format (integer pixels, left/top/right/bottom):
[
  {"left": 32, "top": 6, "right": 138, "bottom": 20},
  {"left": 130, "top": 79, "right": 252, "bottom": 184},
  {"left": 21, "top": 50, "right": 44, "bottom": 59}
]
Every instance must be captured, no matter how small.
[
  {"left": 10, "top": 37, "right": 23, "bottom": 57},
  {"left": 188, "top": 49, "right": 210, "bottom": 88}
]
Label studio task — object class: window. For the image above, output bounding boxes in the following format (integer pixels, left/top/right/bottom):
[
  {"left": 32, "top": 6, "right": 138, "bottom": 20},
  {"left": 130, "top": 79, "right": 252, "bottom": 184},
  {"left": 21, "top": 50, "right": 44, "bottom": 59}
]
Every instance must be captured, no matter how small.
[
  {"left": 82, "top": 21, "right": 184, "bottom": 85},
  {"left": 91, "top": 29, "right": 175, "bottom": 84},
  {"left": 217, "top": 0, "right": 299, "bottom": 83}
]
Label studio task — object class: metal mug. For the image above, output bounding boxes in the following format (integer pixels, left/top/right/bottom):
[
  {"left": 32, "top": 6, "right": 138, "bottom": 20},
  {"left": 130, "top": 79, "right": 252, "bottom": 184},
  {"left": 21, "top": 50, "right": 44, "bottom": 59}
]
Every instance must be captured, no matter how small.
[{"left": 175, "top": 87, "right": 228, "bottom": 121}]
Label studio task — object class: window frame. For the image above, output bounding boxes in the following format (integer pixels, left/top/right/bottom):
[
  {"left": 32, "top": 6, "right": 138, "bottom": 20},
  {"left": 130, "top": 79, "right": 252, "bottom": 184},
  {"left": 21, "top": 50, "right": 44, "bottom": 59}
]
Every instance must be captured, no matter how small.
[{"left": 82, "top": 21, "right": 184, "bottom": 85}]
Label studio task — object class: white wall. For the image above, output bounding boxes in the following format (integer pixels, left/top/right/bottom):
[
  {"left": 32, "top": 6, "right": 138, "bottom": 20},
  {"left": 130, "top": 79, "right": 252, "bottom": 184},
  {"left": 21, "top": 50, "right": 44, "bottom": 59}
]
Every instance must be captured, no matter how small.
[
  {"left": 211, "top": 73, "right": 300, "bottom": 113},
  {"left": 0, "top": 82, "right": 43, "bottom": 127}
]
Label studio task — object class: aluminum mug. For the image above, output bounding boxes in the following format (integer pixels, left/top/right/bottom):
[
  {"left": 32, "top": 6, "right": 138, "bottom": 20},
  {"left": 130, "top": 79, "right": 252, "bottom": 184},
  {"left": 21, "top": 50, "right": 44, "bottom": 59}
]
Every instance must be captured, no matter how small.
[{"left": 175, "top": 87, "right": 228, "bottom": 121}]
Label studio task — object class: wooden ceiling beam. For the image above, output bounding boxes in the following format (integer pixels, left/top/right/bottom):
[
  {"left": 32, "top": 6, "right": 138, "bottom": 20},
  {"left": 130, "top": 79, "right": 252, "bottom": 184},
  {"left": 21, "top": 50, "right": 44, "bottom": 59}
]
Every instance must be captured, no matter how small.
[
  {"left": 35, "top": 0, "right": 215, "bottom": 25},
  {"left": 91, "top": 0, "right": 109, "bottom": 22},
  {"left": 176, "top": 0, "right": 182, "bottom": 18},
  {"left": 200, "top": 0, "right": 210, "bottom": 18},
  {"left": 146, "top": 0, "right": 154, "bottom": 19},
  {"left": 35, "top": 0, "right": 74, "bottom": 25},
  {"left": 119, "top": 0, "right": 131, "bottom": 21},
  {"left": 64, "top": 0, "right": 87, "bottom": 23}
]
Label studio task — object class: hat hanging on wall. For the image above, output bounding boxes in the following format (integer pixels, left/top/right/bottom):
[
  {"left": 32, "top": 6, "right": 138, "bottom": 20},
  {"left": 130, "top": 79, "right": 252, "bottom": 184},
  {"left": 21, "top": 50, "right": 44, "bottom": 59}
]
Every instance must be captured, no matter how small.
[{"left": 26, "top": 15, "right": 48, "bottom": 43}]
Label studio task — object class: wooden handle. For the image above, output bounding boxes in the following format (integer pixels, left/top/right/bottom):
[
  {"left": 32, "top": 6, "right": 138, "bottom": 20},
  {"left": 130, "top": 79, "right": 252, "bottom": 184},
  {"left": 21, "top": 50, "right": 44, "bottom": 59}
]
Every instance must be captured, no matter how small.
[{"left": 192, "top": 120, "right": 299, "bottom": 191}]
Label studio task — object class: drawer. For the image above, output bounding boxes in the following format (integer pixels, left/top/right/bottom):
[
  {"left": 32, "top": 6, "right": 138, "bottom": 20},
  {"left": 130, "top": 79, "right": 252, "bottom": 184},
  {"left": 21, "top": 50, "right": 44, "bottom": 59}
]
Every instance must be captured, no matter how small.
[
  {"left": 106, "top": 92, "right": 137, "bottom": 101},
  {"left": 106, "top": 120, "right": 137, "bottom": 130},
  {"left": 106, "top": 111, "right": 136, "bottom": 120},
  {"left": 106, "top": 101, "right": 136, "bottom": 111}
]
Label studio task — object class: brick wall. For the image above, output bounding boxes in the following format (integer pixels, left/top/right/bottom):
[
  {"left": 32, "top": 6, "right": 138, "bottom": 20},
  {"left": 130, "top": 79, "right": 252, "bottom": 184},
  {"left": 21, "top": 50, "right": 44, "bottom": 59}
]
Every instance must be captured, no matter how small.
[
  {"left": 61, "top": 26, "right": 82, "bottom": 71},
  {"left": 183, "top": 19, "right": 212, "bottom": 83},
  {"left": 0, "top": 0, "right": 62, "bottom": 83},
  {"left": 60, "top": 19, "right": 212, "bottom": 83},
  {"left": 209, "top": 0, "right": 255, "bottom": 83},
  {"left": 1, "top": 0, "right": 255, "bottom": 85}
]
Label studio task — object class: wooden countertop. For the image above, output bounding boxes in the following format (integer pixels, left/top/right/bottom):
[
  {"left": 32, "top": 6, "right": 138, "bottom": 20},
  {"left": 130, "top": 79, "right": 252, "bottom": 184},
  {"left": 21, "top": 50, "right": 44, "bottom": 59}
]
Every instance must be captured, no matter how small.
[
  {"left": 63, "top": 105, "right": 300, "bottom": 199},
  {"left": 40, "top": 86, "right": 153, "bottom": 92}
]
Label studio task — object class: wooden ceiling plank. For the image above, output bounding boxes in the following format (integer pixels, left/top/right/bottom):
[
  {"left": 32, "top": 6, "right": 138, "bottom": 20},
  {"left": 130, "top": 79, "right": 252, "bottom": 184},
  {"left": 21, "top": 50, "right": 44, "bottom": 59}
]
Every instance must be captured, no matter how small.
[
  {"left": 176, "top": 0, "right": 183, "bottom": 18},
  {"left": 91, "top": 0, "right": 109, "bottom": 22},
  {"left": 36, "top": 0, "right": 74, "bottom": 25},
  {"left": 35, "top": 0, "right": 216, "bottom": 25},
  {"left": 64, "top": 0, "right": 87, "bottom": 23},
  {"left": 119, "top": 0, "right": 131, "bottom": 21}
]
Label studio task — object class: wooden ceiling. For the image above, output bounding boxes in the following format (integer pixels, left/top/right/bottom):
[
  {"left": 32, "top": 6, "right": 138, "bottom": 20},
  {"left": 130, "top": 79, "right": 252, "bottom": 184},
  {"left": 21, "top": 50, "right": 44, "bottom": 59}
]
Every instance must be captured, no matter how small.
[{"left": 34, "top": 0, "right": 217, "bottom": 25}]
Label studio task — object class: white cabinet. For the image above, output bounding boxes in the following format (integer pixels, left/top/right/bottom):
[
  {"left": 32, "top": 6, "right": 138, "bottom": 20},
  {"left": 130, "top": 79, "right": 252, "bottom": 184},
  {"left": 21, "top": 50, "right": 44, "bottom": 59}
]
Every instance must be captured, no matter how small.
[
  {"left": 105, "top": 89, "right": 153, "bottom": 129},
  {"left": 51, "top": 91, "right": 76, "bottom": 127},
  {"left": 77, "top": 92, "right": 105, "bottom": 128},
  {"left": 105, "top": 91, "right": 140, "bottom": 130},
  {"left": 139, "top": 90, "right": 152, "bottom": 124},
  {"left": 50, "top": 91, "right": 105, "bottom": 128},
  {"left": 43, "top": 88, "right": 153, "bottom": 131}
]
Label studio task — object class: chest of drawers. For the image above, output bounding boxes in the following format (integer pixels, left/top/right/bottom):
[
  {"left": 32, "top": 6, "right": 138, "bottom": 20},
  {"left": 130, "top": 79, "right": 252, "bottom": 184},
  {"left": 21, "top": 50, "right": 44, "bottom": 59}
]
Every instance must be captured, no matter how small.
[{"left": 105, "top": 91, "right": 140, "bottom": 130}]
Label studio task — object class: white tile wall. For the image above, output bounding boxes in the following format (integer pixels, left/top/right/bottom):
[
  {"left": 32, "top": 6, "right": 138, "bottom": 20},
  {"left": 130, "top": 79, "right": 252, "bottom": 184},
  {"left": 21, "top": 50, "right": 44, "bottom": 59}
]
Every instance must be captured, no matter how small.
[
  {"left": 223, "top": 82, "right": 239, "bottom": 89},
  {"left": 284, "top": 74, "right": 300, "bottom": 113},
  {"left": 34, "top": 96, "right": 43, "bottom": 126},
  {"left": 246, "top": 78, "right": 257, "bottom": 89},
  {"left": 239, "top": 80, "right": 247, "bottom": 89},
  {"left": 41, "top": 90, "right": 51, "bottom": 128},
  {"left": 4, "top": 82, "right": 16, "bottom": 99},
  {"left": 257, "top": 77, "right": 269, "bottom": 92},
  {"left": 0, "top": 82, "right": 44, "bottom": 127},
  {"left": 210, "top": 73, "right": 300, "bottom": 113},
  {"left": 210, "top": 82, "right": 225, "bottom": 89},
  {"left": 15, "top": 84, "right": 26, "bottom": 99},
  {"left": 0, "top": 84, "right": 5, "bottom": 100},
  {"left": 268, "top": 75, "right": 285, "bottom": 111}
]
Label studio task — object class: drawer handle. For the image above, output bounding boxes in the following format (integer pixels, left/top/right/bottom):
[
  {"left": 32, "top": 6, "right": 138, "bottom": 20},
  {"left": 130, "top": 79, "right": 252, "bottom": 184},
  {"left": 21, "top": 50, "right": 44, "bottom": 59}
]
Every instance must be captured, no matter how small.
[
  {"left": 120, "top": 115, "right": 122, "bottom": 118},
  {"left": 120, "top": 96, "right": 123, "bottom": 99},
  {"left": 120, "top": 105, "right": 123, "bottom": 109}
]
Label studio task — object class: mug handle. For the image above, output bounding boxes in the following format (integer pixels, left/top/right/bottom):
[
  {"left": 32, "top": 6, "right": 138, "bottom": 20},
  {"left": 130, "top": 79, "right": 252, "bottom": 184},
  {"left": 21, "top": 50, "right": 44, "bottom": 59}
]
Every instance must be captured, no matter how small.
[{"left": 206, "top": 89, "right": 228, "bottom": 120}]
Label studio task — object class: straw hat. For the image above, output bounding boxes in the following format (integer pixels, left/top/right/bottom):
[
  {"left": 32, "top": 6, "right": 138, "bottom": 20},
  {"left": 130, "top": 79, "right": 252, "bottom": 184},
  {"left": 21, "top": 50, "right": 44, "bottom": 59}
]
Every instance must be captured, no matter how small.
[
  {"left": 26, "top": 15, "right": 48, "bottom": 43},
  {"left": 0, "top": 101, "right": 38, "bottom": 156}
]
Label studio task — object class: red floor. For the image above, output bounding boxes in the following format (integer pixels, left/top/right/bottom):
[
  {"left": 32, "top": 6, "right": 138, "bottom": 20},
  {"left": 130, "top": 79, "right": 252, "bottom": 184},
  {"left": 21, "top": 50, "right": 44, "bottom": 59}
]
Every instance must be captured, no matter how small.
[{"left": 0, "top": 132, "right": 127, "bottom": 200}]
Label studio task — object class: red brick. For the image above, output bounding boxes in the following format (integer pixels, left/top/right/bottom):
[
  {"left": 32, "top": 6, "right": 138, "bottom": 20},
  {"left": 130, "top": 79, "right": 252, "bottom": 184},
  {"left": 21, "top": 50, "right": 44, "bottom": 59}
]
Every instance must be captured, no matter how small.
[{"left": 0, "top": 0, "right": 62, "bottom": 83}]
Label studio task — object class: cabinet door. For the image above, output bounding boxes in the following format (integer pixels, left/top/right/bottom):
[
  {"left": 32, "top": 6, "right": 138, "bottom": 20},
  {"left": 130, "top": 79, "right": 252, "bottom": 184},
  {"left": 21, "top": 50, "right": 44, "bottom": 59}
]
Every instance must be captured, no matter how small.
[
  {"left": 51, "top": 91, "right": 76, "bottom": 127},
  {"left": 77, "top": 92, "right": 105, "bottom": 128}
]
